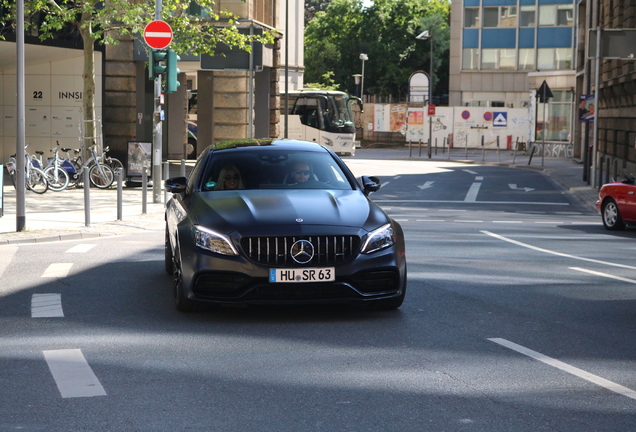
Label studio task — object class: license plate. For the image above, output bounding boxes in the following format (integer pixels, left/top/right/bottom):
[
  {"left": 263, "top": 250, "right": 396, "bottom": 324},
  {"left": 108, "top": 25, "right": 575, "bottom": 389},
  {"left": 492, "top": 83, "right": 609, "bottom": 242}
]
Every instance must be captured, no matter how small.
[{"left": 269, "top": 267, "right": 335, "bottom": 283}]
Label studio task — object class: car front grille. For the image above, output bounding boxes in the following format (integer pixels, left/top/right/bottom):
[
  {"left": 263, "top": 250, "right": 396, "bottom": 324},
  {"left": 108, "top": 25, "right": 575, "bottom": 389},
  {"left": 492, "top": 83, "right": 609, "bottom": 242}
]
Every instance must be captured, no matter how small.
[{"left": 240, "top": 235, "right": 360, "bottom": 266}]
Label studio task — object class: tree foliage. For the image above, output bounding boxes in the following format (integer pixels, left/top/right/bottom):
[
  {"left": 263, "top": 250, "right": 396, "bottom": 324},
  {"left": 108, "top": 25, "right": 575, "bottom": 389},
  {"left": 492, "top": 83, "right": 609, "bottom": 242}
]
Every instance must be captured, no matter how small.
[
  {"left": 0, "top": 0, "right": 272, "bottom": 142},
  {"left": 304, "top": 0, "right": 450, "bottom": 101}
]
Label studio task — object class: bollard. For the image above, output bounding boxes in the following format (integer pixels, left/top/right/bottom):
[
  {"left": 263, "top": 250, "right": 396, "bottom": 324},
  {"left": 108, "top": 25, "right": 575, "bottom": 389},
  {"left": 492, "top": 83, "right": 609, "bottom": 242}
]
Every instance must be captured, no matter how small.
[
  {"left": 116, "top": 168, "right": 123, "bottom": 221},
  {"left": 409, "top": 139, "right": 412, "bottom": 158},
  {"left": 418, "top": 139, "right": 422, "bottom": 157},
  {"left": 512, "top": 137, "right": 519, "bottom": 164},
  {"left": 481, "top": 135, "right": 485, "bottom": 162},
  {"left": 142, "top": 167, "right": 147, "bottom": 215},
  {"left": 180, "top": 159, "right": 186, "bottom": 177},
  {"left": 497, "top": 136, "right": 500, "bottom": 163},
  {"left": 83, "top": 166, "right": 90, "bottom": 227},
  {"left": 435, "top": 137, "right": 438, "bottom": 156},
  {"left": 465, "top": 138, "right": 468, "bottom": 159}
]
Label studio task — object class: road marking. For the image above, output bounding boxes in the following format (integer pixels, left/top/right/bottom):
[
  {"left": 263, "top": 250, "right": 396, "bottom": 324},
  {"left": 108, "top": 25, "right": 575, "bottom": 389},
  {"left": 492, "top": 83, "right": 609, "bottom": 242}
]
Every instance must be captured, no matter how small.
[
  {"left": 475, "top": 176, "right": 484, "bottom": 181},
  {"left": 493, "top": 221, "right": 523, "bottom": 223},
  {"left": 417, "top": 219, "right": 446, "bottom": 222},
  {"left": 417, "top": 181, "right": 434, "bottom": 190},
  {"left": 454, "top": 220, "right": 483, "bottom": 223},
  {"left": 41, "top": 263, "right": 73, "bottom": 278},
  {"left": 463, "top": 169, "right": 478, "bottom": 174},
  {"left": 482, "top": 231, "right": 636, "bottom": 270},
  {"left": 43, "top": 349, "right": 107, "bottom": 398},
  {"left": 66, "top": 244, "right": 96, "bottom": 253},
  {"left": 489, "top": 338, "right": 636, "bottom": 401},
  {"left": 570, "top": 267, "right": 636, "bottom": 284},
  {"left": 31, "top": 294, "right": 64, "bottom": 318},
  {"left": 465, "top": 182, "right": 482, "bottom": 202},
  {"left": 509, "top": 183, "right": 535, "bottom": 192}
]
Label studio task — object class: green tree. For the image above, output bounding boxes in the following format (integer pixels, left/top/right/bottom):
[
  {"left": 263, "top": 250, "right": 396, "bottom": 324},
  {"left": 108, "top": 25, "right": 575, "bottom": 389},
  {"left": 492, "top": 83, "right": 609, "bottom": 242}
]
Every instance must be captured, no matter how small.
[
  {"left": 0, "top": 0, "right": 271, "bottom": 143},
  {"left": 304, "top": 0, "right": 450, "bottom": 101}
]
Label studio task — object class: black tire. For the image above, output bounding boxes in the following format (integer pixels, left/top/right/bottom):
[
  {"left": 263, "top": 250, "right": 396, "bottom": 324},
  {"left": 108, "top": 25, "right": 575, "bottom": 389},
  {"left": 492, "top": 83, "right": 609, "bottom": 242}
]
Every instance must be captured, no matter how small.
[
  {"left": 43, "top": 166, "right": 70, "bottom": 191},
  {"left": 165, "top": 229, "right": 174, "bottom": 276},
  {"left": 602, "top": 198, "right": 625, "bottom": 230},
  {"left": 89, "top": 163, "right": 114, "bottom": 189},
  {"left": 108, "top": 157, "right": 125, "bottom": 178},
  {"left": 173, "top": 263, "right": 202, "bottom": 313},
  {"left": 27, "top": 168, "right": 49, "bottom": 194},
  {"left": 187, "top": 138, "right": 197, "bottom": 160}
]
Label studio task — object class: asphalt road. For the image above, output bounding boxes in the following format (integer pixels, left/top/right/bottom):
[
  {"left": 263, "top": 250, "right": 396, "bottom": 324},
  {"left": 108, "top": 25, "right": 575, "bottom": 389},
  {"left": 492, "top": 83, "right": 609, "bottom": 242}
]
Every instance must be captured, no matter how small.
[{"left": 2, "top": 160, "right": 636, "bottom": 431}]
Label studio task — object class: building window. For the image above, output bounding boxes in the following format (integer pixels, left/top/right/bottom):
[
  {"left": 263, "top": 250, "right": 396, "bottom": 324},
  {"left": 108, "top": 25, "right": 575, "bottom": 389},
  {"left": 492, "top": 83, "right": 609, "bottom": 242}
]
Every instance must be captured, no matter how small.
[
  {"left": 537, "top": 48, "right": 555, "bottom": 69},
  {"left": 481, "top": 49, "right": 497, "bottom": 69},
  {"left": 519, "top": 6, "right": 535, "bottom": 27},
  {"left": 519, "top": 48, "right": 535, "bottom": 70},
  {"left": 462, "top": 49, "right": 479, "bottom": 70},
  {"left": 499, "top": 49, "right": 516, "bottom": 69},
  {"left": 557, "top": 5, "right": 573, "bottom": 26},
  {"left": 537, "top": 90, "right": 572, "bottom": 141},
  {"left": 483, "top": 7, "right": 499, "bottom": 27},
  {"left": 500, "top": 6, "right": 517, "bottom": 28},
  {"left": 539, "top": 5, "right": 556, "bottom": 26},
  {"left": 555, "top": 48, "right": 572, "bottom": 69},
  {"left": 465, "top": 8, "right": 480, "bottom": 28},
  {"left": 483, "top": 6, "right": 517, "bottom": 28}
]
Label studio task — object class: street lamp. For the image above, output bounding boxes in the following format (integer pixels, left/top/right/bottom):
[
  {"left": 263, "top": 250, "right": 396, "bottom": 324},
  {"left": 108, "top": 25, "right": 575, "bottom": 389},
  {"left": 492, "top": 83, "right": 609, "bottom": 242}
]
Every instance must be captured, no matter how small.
[
  {"left": 359, "top": 53, "right": 368, "bottom": 99},
  {"left": 352, "top": 74, "right": 362, "bottom": 97},
  {"left": 416, "top": 30, "right": 434, "bottom": 158},
  {"left": 415, "top": 30, "right": 433, "bottom": 104}
]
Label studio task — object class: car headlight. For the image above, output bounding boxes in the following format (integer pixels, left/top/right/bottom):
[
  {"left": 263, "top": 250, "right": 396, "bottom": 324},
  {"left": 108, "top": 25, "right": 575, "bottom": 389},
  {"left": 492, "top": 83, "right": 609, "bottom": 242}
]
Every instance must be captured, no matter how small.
[
  {"left": 194, "top": 226, "right": 239, "bottom": 256},
  {"left": 361, "top": 223, "right": 395, "bottom": 254}
]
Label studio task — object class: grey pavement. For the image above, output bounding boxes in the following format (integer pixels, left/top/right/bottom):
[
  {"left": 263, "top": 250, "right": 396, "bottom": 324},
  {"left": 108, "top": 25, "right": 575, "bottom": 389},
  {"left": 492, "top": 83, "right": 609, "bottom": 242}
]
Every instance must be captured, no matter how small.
[{"left": 0, "top": 148, "right": 600, "bottom": 244}]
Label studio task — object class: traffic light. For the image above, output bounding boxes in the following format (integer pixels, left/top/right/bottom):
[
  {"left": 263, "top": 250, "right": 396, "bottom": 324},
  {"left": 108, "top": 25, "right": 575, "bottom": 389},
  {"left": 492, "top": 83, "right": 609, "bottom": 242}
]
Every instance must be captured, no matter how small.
[
  {"left": 149, "top": 49, "right": 166, "bottom": 80},
  {"left": 166, "top": 49, "right": 181, "bottom": 93}
]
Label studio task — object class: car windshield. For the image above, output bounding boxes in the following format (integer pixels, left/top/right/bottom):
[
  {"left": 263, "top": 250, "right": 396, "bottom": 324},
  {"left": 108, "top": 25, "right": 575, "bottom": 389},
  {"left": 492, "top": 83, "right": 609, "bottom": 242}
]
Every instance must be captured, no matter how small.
[{"left": 200, "top": 149, "right": 355, "bottom": 191}]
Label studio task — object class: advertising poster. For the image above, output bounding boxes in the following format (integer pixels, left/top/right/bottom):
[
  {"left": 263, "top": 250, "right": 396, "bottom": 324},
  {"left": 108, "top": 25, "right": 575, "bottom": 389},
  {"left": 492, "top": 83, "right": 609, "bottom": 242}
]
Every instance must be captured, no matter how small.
[
  {"left": 127, "top": 141, "right": 153, "bottom": 177},
  {"left": 579, "top": 95, "right": 595, "bottom": 123},
  {"left": 390, "top": 104, "right": 408, "bottom": 134}
]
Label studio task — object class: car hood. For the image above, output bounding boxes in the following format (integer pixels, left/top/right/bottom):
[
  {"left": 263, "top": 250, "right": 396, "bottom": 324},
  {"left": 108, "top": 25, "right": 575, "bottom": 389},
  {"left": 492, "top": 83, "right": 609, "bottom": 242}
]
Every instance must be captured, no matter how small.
[{"left": 187, "top": 189, "right": 388, "bottom": 236}]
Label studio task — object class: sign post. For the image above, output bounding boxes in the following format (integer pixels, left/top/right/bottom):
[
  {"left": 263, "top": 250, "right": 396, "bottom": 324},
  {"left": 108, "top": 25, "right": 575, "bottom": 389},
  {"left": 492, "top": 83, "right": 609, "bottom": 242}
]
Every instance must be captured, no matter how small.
[{"left": 144, "top": 19, "right": 173, "bottom": 203}]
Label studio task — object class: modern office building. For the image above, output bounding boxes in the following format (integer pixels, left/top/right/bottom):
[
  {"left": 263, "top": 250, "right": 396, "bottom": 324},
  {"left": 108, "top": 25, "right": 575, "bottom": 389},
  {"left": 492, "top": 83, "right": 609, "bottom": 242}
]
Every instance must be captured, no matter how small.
[{"left": 449, "top": 0, "right": 577, "bottom": 144}]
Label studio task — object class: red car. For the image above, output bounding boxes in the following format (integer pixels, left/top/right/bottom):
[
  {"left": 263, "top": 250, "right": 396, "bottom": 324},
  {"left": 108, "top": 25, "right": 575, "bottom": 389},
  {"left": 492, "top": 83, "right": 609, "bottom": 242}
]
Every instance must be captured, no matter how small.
[{"left": 597, "top": 176, "right": 636, "bottom": 230}]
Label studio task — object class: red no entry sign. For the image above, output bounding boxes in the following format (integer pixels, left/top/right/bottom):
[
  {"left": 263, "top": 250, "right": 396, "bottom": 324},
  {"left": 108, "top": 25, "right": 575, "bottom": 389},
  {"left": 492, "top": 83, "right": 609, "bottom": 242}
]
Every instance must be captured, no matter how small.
[{"left": 144, "top": 20, "right": 173, "bottom": 49}]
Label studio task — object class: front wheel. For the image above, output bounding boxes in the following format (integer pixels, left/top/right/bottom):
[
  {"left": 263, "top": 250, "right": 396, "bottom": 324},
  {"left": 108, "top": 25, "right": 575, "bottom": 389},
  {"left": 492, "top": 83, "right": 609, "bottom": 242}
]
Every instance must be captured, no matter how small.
[
  {"left": 43, "top": 166, "right": 70, "bottom": 191},
  {"left": 89, "top": 163, "right": 114, "bottom": 189},
  {"left": 602, "top": 199, "right": 625, "bottom": 230},
  {"left": 27, "top": 168, "right": 49, "bottom": 194}
]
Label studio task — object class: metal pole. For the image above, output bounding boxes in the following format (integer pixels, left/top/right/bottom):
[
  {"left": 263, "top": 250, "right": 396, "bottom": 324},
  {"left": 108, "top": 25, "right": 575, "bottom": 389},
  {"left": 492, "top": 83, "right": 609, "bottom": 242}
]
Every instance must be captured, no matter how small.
[
  {"left": 428, "top": 114, "right": 432, "bottom": 158},
  {"left": 16, "top": 0, "right": 25, "bottom": 232},
  {"left": 163, "top": 161, "right": 170, "bottom": 204},
  {"left": 361, "top": 58, "right": 365, "bottom": 99},
  {"left": 248, "top": 24, "right": 254, "bottom": 139},
  {"left": 284, "top": 0, "right": 289, "bottom": 138},
  {"left": 84, "top": 167, "right": 90, "bottom": 227},
  {"left": 542, "top": 98, "right": 546, "bottom": 167},
  {"left": 142, "top": 167, "right": 148, "bottom": 215},
  {"left": 481, "top": 135, "right": 485, "bottom": 161},
  {"left": 152, "top": 0, "right": 163, "bottom": 203},
  {"left": 497, "top": 135, "right": 500, "bottom": 162},
  {"left": 419, "top": 139, "right": 422, "bottom": 157},
  {"left": 180, "top": 159, "right": 186, "bottom": 177},
  {"left": 117, "top": 169, "right": 123, "bottom": 221},
  {"left": 591, "top": 26, "right": 601, "bottom": 188}
]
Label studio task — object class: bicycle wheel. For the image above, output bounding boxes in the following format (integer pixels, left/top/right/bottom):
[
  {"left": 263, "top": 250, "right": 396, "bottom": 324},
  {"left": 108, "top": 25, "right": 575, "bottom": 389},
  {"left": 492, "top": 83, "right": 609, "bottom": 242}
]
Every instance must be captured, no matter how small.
[
  {"left": 108, "top": 157, "right": 125, "bottom": 178},
  {"left": 27, "top": 167, "right": 49, "bottom": 194},
  {"left": 89, "top": 163, "right": 114, "bottom": 189},
  {"left": 43, "top": 165, "right": 70, "bottom": 192}
]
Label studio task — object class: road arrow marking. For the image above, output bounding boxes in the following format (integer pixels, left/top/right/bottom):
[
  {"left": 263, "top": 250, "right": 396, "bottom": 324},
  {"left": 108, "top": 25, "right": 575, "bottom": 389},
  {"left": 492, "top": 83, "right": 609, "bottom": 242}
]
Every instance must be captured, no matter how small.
[
  {"left": 418, "top": 181, "right": 434, "bottom": 190},
  {"left": 508, "top": 183, "right": 535, "bottom": 192}
]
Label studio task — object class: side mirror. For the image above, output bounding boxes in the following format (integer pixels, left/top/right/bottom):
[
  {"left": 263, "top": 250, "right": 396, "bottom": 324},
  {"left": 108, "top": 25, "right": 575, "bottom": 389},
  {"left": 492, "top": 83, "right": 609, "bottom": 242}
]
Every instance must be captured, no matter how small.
[
  {"left": 165, "top": 176, "right": 188, "bottom": 194},
  {"left": 361, "top": 175, "right": 381, "bottom": 195}
]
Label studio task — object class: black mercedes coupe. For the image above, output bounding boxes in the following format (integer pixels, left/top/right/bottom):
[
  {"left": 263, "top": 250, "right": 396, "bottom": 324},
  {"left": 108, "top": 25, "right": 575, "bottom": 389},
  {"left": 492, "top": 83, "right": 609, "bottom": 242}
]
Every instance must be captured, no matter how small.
[{"left": 164, "top": 139, "right": 407, "bottom": 312}]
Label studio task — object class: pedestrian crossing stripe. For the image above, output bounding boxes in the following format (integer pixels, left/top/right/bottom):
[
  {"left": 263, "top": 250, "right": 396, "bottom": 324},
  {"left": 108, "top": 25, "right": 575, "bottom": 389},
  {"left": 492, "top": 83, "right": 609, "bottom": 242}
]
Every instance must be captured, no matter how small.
[{"left": 493, "top": 112, "right": 507, "bottom": 127}]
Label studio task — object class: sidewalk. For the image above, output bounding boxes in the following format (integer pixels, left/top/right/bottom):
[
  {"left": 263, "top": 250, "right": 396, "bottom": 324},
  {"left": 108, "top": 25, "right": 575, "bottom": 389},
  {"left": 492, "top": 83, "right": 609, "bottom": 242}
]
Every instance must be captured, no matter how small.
[{"left": 0, "top": 149, "right": 600, "bottom": 244}]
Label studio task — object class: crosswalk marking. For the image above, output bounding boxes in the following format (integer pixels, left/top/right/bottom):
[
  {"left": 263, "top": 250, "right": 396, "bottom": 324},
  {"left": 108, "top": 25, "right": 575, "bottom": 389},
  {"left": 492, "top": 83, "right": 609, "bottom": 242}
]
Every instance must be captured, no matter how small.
[
  {"left": 66, "top": 244, "right": 96, "bottom": 253},
  {"left": 41, "top": 263, "right": 73, "bottom": 278},
  {"left": 31, "top": 294, "right": 64, "bottom": 318},
  {"left": 43, "top": 349, "right": 107, "bottom": 398}
]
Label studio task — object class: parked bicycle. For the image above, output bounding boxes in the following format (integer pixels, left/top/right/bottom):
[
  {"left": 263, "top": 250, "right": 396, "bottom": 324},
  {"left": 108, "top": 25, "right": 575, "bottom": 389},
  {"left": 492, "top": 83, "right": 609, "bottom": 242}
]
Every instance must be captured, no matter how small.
[
  {"left": 67, "top": 143, "right": 115, "bottom": 189},
  {"left": 5, "top": 144, "right": 49, "bottom": 194},
  {"left": 102, "top": 146, "right": 125, "bottom": 178},
  {"left": 42, "top": 143, "right": 73, "bottom": 191}
]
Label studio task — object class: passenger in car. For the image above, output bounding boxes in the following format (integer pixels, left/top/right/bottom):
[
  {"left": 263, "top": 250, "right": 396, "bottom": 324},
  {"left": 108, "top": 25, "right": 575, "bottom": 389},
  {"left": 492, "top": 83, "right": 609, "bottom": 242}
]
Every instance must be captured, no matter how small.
[{"left": 213, "top": 165, "right": 244, "bottom": 190}]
